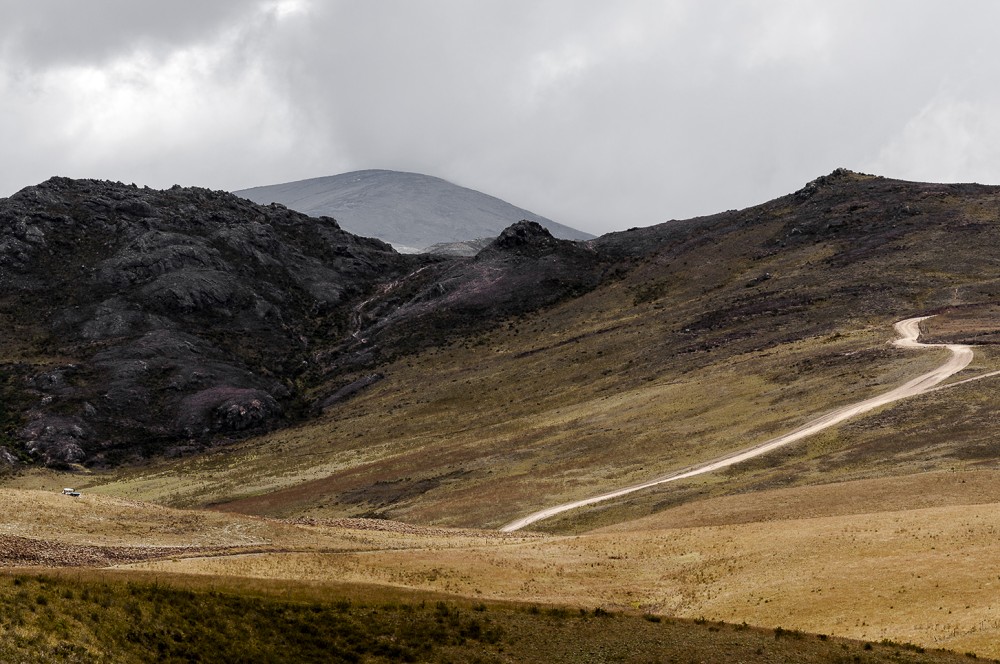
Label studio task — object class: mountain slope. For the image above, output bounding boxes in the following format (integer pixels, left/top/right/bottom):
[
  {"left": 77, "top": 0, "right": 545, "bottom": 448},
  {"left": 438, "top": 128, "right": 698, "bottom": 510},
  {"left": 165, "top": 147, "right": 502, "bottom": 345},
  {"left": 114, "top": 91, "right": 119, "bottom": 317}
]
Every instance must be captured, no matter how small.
[
  {"left": 8, "top": 168, "right": 1000, "bottom": 502},
  {"left": 81, "top": 169, "right": 1000, "bottom": 530},
  {"left": 234, "top": 169, "right": 594, "bottom": 250}
]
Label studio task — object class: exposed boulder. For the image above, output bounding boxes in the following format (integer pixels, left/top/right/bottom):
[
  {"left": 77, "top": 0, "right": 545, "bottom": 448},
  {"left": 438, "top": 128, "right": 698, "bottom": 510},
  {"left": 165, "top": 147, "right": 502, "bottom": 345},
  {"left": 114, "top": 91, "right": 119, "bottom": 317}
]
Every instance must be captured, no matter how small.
[
  {"left": 97, "top": 231, "right": 226, "bottom": 288},
  {"left": 0, "top": 448, "right": 18, "bottom": 467},
  {"left": 80, "top": 298, "right": 161, "bottom": 340},
  {"left": 141, "top": 269, "right": 250, "bottom": 314}
]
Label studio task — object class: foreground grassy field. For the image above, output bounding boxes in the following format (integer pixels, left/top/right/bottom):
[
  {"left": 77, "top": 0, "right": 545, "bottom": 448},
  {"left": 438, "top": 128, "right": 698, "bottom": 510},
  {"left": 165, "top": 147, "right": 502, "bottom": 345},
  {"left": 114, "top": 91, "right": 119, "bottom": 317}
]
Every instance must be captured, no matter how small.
[
  {"left": 0, "top": 478, "right": 1000, "bottom": 661},
  {"left": 0, "top": 480, "right": 999, "bottom": 657},
  {"left": 0, "top": 570, "right": 978, "bottom": 663},
  {"left": 0, "top": 480, "right": 994, "bottom": 658},
  {"left": 0, "top": 486, "right": 988, "bottom": 662}
]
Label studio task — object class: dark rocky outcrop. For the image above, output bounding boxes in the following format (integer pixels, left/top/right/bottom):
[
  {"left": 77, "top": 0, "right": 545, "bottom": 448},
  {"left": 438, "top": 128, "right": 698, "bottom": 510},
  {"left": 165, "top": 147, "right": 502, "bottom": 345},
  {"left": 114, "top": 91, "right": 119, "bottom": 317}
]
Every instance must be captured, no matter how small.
[
  {"left": 478, "top": 220, "right": 565, "bottom": 257},
  {"left": 18, "top": 416, "right": 91, "bottom": 467},
  {"left": 314, "top": 220, "right": 608, "bottom": 375},
  {"left": 175, "top": 386, "right": 281, "bottom": 437},
  {"left": 0, "top": 177, "right": 415, "bottom": 466},
  {"left": 0, "top": 180, "right": 615, "bottom": 467}
]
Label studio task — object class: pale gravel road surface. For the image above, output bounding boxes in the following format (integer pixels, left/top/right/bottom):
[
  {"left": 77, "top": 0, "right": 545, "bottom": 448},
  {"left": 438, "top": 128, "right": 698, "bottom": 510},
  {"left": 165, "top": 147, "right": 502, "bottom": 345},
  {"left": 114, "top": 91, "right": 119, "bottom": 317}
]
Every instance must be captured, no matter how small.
[{"left": 500, "top": 316, "right": 978, "bottom": 532}]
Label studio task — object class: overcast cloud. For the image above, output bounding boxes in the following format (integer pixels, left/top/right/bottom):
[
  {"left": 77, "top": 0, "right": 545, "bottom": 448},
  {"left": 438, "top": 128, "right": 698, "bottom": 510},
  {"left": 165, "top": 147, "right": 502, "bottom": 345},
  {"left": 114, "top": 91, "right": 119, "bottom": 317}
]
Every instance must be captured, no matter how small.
[{"left": 2, "top": 1, "right": 999, "bottom": 235}]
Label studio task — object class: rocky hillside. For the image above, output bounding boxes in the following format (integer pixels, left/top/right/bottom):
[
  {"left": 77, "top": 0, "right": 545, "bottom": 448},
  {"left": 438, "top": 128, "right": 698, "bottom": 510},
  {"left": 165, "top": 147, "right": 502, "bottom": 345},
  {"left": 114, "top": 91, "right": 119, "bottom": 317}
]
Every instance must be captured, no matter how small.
[
  {"left": 0, "top": 178, "right": 609, "bottom": 468},
  {"left": 6, "top": 169, "right": 1000, "bottom": 475},
  {"left": 234, "top": 169, "right": 594, "bottom": 251}
]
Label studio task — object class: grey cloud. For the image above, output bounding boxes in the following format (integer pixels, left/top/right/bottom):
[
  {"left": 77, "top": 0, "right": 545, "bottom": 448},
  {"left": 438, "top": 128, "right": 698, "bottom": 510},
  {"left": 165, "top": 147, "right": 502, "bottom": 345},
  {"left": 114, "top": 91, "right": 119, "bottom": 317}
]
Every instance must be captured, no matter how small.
[
  {"left": 0, "top": 0, "right": 253, "bottom": 67},
  {"left": 4, "top": 1, "right": 1000, "bottom": 236},
  {"left": 240, "top": 1, "right": 1000, "bottom": 231}
]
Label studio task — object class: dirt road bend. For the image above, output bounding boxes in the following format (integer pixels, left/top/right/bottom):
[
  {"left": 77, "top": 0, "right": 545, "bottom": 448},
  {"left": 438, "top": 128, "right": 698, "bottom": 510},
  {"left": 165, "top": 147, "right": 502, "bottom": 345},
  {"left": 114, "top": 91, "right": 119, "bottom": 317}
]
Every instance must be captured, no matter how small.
[{"left": 499, "top": 316, "right": 974, "bottom": 532}]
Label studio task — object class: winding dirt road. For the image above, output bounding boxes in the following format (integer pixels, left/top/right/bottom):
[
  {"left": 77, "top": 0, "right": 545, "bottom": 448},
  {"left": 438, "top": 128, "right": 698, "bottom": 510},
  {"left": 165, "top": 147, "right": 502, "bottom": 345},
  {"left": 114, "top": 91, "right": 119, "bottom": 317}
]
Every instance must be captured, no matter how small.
[{"left": 500, "top": 316, "right": 980, "bottom": 532}]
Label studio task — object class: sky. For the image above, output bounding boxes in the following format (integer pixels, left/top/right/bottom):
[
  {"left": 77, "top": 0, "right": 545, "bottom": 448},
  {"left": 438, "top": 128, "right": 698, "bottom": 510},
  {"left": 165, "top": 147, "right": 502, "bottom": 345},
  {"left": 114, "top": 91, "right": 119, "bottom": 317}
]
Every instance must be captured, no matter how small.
[{"left": 2, "top": 1, "right": 1000, "bottom": 236}]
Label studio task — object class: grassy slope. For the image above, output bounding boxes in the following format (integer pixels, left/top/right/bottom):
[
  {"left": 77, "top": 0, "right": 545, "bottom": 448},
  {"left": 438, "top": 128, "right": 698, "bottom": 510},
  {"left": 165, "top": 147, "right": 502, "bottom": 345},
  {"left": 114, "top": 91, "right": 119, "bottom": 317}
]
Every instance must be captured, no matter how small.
[
  {"left": 73, "top": 292, "right": 994, "bottom": 530},
  {"left": 65, "top": 174, "right": 1000, "bottom": 529},
  {"left": 70, "top": 292, "right": 945, "bottom": 525}
]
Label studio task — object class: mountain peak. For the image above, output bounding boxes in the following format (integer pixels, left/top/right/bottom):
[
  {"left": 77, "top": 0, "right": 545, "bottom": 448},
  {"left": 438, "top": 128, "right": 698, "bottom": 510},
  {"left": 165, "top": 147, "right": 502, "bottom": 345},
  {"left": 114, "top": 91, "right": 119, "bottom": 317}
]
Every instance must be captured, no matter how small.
[
  {"left": 794, "top": 167, "right": 869, "bottom": 200},
  {"left": 234, "top": 170, "right": 593, "bottom": 251}
]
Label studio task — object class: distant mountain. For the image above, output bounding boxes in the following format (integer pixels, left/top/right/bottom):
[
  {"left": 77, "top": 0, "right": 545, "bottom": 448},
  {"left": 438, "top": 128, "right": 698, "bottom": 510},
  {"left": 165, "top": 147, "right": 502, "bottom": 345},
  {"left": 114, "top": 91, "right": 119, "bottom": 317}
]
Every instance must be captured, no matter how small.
[{"left": 233, "top": 170, "right": 593, "bottom": 251}]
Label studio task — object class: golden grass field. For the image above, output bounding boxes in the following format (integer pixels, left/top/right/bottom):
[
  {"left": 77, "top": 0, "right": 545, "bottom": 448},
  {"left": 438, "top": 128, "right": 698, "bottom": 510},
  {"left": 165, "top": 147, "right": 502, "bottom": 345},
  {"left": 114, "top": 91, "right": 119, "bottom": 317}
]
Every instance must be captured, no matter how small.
[
  {"left": 68, "top": 469, "right": 985, "bottom": 657},
  {"left": 0, "top": 474, "right": 997, "bottom": 656},
  {"left": 10, "top": 473, "right": 1000, "bottom": 656}
]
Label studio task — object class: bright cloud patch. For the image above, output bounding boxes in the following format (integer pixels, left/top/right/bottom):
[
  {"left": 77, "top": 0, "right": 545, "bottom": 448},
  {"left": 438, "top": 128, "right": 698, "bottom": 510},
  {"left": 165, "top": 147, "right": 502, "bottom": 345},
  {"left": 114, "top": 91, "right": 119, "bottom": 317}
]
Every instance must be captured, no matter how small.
[{"left": 868, "top": 96, "right": 1000, "bottom": 185}]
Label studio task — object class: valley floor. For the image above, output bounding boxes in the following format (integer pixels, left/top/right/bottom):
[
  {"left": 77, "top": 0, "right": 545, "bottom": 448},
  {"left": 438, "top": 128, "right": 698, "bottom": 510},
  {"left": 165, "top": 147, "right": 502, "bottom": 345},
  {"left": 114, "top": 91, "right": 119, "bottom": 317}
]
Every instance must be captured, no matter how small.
[{"left": 1, "top": 472, "right": 999, "bottom": 658}]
